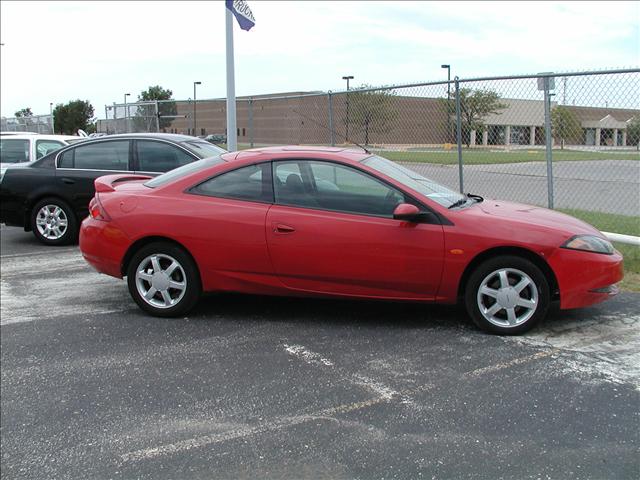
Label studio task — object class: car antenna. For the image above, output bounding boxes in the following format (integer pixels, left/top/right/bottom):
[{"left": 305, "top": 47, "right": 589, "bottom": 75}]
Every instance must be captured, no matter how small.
[{"left": 291, "top": 105, "right": 371, "bottom": 154}]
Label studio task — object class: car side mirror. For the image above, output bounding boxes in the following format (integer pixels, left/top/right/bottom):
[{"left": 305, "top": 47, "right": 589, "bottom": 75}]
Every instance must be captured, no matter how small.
[{"left": 393, "top": 203, "right": 437, "bottom": 223}]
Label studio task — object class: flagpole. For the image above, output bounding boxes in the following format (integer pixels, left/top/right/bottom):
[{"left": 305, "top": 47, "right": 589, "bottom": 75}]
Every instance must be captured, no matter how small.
[{"left": 225, "top": 6, "right": 238, "bottom": 152}]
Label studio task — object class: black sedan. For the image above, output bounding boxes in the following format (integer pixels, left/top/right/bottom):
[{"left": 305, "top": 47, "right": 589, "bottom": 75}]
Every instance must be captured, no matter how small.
[{"left": 0, "top": 133, "right": 225, "bottom": 245}]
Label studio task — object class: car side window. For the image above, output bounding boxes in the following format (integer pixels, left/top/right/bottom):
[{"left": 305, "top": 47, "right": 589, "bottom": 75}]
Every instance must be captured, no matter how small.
[
  {"left": 0, "top": 139, "right": 30, "bottom": 163},
  {"left": 35, "top": 140, "right": 65, "bottom": 159},
  {"left": 136, "top": 140, "right": 195, "bottom": 173},
  {"left": 274, "top": 160, "right": 406, "bottom": 217},
  {"left": 58, "top": 149, "right": 74, "bottom": 168},
  {"left": 67, "top": 141, "right": 130, "bottom": 170},
  {"left": 190, "top": 163, "right": 273, "bottom": 203}
]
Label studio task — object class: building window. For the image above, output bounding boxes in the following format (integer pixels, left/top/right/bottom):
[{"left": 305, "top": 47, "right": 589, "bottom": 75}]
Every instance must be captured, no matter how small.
[
  {"left": 584, "top": 128, "right": 596, "bottom": 146},
  {"left": 487, "top": 125, "right": 506, "bottom": 145},
  {"left": 510, "top": 126, "right": 530, "bottom": 145},
  {"left": 242, "top": 128, "right": 246, "bottom": 137}
]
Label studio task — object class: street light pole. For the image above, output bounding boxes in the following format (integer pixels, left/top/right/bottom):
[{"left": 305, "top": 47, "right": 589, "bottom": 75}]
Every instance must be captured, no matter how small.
[
  {"left": 49, "top": 102, "right": 54, "bottom": 133},
  {"left": 441, "top": 64, "right": 451, "bottom": 143},
  {"left": 342, "top": 75, "right": 354, "bottom": 143},
  {"left": 193, "top": 81, "right": 202, "bottom": 136},
  {"left": 124, "top": 93, "right": 131, "bottom": 133}
]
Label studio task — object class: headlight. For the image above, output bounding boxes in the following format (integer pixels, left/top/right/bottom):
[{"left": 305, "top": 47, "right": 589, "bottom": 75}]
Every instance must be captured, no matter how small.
[{"left": 561, "top": 235, "right": 614, "bottom": 255}]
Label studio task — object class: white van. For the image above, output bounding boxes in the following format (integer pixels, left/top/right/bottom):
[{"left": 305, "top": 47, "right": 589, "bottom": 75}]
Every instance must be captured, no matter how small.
[{"left": 0, "top": 133, "right": 85, "bottom": 180}]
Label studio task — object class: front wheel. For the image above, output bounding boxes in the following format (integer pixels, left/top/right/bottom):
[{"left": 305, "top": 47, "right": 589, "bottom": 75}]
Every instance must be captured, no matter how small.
[
  {"left": 30, "top": 198, "right": 78, "bottom": 246},
  {"left": 464, "top": 255, "right": 550, "bottom": 335},
  {"left": 126, "top": 242, "right": 201, "bottom": 317}
]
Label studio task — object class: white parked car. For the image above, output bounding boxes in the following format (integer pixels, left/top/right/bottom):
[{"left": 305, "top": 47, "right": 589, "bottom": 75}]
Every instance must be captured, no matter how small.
[{"left": 0, "top": 133, "right": 85, "bottom": 181}]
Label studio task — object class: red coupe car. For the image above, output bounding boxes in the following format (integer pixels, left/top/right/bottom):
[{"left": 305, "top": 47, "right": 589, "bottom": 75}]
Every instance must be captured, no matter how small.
[{"left": 79, "top": 147, "right": 623, "bottom": 334}]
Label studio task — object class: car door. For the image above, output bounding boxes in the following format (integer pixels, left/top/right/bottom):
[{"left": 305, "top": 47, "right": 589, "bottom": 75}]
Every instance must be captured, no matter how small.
[
  {"left": 180, "top": 162, "right": 276, "bottom": 291},
  {"left": 55, "top": 139, "right": 131, "bottom": 217},
  {"left": 266, "top": 160, "right": 445, "bottom": 300},
  {"left": 133, "top": 139, "right": 199, "bottom": 175}
]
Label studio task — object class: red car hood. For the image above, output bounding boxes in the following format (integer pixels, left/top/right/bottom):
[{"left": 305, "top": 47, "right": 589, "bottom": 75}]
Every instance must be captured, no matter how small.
[{"left": 472, "top": 199, "right": 604, "bottom": 237}]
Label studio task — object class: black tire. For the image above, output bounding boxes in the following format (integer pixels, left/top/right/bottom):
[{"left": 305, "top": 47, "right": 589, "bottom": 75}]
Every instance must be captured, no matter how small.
[
  {"left": 464, "top": 255, "right": 550, "bottom": 335},
  {"left": 30, "top": 197, "right": 78, "bottom": 246},
  {"left": 126, "top": 242, "right": 201, "bottom": 317}
]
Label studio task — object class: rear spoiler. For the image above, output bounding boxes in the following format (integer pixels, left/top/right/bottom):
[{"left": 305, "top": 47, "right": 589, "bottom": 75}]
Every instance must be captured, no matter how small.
[{"left": 94, "top": 174, "right": 153, "bottom": 193}]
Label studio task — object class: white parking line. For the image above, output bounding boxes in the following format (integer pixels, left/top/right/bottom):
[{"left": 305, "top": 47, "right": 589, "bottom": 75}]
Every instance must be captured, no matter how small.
[
  {"left": 283, "top": 344, "right": 334, "bottom": 366},
  {"left": 119, "top": 349, "right": 553, "bottom": 464},
  {"left": 509, "top": 314, "right": 640, "bottom": 390},
  {"left": 0, "top": 247, "right": 78, "bottom": 259}
]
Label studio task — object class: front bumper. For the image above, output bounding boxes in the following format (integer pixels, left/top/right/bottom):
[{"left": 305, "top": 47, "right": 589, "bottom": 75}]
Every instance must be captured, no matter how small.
[{"left": 548, "top": 247, "right": 624, "bottom": 310}]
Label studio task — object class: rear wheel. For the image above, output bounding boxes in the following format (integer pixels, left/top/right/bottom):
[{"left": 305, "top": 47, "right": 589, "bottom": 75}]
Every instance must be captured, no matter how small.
[
  {"left": 126, "top": 242, "right": 201, "bottom": 317},
  {"left": 30, "top": 198, "right": 77, "bottom": 246},
  {"left": 464, "top": 255, "right": 550, "bottom": 335}
]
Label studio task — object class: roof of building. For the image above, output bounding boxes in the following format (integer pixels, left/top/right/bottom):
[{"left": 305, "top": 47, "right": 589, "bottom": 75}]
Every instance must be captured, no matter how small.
[{"left": 567, "top": 105, "right": 637, "bottom": 123}]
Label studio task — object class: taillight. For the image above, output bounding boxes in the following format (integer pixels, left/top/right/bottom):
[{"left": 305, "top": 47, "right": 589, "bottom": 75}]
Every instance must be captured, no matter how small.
[{"left": 89, "top": 195, "right": 111, "bottom": 221}]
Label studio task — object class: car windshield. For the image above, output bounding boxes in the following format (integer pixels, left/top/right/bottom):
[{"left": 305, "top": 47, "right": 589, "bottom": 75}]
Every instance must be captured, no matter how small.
[
  {"left": 180, "top": 140, "right": 226, "bottom": 159},
  {"left": 144, "top": 155, "right": 225, "bottom": 188},
  {"left": 362, "top": 155, "right": 465, "bottom": 208}
]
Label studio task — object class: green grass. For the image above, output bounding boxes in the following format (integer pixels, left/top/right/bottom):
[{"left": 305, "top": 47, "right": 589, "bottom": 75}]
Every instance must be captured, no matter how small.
[
  {"left": 374, "top": 149, "right": 640, "bottom": 165},
  {"left": 559, "top": 208, "right": 640, "bottom": 292},
  {"left": 559, "top": 209, "right": 640, "bottom": 237}
]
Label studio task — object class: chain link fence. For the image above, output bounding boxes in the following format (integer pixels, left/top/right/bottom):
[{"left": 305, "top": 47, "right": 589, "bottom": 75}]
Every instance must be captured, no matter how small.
[
  {"left": 102, "top": 68, "right": 639, "bottom": 230},
  {"left": 1, "top": 114, "right": 54, "bottom": 133}
]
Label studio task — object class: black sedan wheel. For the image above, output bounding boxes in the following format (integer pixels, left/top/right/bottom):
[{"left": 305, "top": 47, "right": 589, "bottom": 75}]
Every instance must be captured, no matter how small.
[
  {"left": 30, "top": 198, "right": 78, "bottom": 246},
  {"left": 465, "top": 255, "right": 550, "bottom": 335},
  {"left": 127, "top": 242, "right": 201, "bottom": 317}
]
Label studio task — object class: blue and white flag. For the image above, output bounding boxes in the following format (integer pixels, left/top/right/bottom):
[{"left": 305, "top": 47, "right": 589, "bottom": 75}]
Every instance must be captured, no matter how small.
[{"left": 225, "top": 0, "right": 256, "bottom": 31}]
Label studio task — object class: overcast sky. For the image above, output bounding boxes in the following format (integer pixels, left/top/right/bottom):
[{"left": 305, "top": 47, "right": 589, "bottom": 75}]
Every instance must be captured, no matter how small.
[{"left": 1, "top": 1, "right": 638, "bottom": 119}]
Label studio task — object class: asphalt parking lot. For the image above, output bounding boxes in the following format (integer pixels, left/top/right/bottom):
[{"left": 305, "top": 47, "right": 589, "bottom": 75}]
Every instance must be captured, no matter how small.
[{"left": 1, "top": 225, "right": 639, "bottom": 479}]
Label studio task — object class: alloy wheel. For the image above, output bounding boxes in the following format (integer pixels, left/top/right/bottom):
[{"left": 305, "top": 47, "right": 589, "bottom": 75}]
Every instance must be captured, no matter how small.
[
  {"left": 135, "top": 253, "right": 187, "bottom": 309},
  {"left": 476, "top": 268, "right": 539, "bottom": 328},
  {"left": 35, "top": 204, "right": 69, "bottom": 240}
]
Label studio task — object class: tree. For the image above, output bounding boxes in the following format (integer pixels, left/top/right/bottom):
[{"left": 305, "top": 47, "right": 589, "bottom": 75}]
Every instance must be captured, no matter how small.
[
  {"left": 133, "top": 85, "right": 177, "bottom": 131},
  {"left": 551, "top": 106, "right": 582, "bottom": 149},
  {"left": 14, "top": 107, "right": 35, "bottom": 129},
  {"left": 346, "top": 85, "right": 398, "bottom": 145},
  {"left": 626, "top": 115, "right": 640, "bottom": 148},
  {"left": 441, "top": 88, "right": 507, "bottom": 147},
  {"left": 53, "top": 100, "right": 96, "bottom": 134},
  {"left": 14, "top": 107, "right": 33, "bottom": 118}
]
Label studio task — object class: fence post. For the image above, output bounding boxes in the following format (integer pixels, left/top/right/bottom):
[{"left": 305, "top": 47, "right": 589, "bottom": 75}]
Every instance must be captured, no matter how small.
[
  {"left": 454, "top": 77, "right": 464, "bottom": 193},
  {"left": 112, "top": 102, "right": 117, "bottom": 133},
  {"left": 249, "top": 98, "right": 254, "bottom": 148},
  {"left": 328, "top": 91, "right": 335, "bottom": 146},
  {"left": 542, "top": 76, "right": 555, "bottom": 209},
  {"left": 155, "top": 101, "right": 160, "bottom": 132}
]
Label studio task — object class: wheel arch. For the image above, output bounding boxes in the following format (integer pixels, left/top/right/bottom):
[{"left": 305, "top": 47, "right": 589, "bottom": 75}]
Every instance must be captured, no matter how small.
[
  {"left": 457, "top": 246, "right": 559, "bottom": 302},
  {"left": 121, "top": 236, "right": 202, "bottom": 288}
]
